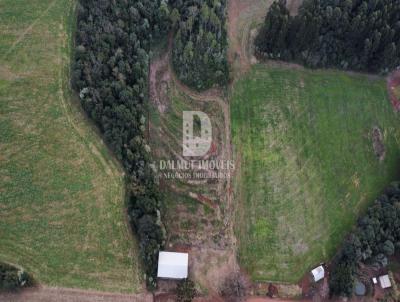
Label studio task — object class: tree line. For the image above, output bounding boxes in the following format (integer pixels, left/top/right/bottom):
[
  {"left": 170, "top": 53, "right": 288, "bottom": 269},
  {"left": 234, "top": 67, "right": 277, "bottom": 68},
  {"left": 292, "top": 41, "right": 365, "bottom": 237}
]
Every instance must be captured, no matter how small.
[
  {"left": 256, "top": 0, "right": 400, "bottom": 73},
  {"left": 329, "top": 182, "right": 400, "bottom": 297},
  {"left": 72, "top": 0, "right": 169, "bottom": 289},
  {"left": 170, "top": 0, "right": 229, "bottom": 91}
]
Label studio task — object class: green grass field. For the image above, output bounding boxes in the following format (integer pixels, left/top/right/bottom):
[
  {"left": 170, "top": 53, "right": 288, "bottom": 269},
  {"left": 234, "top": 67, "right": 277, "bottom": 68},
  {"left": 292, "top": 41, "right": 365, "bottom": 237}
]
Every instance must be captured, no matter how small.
[
  {"left": 231, "top": 64, "right": 400, "bottom": 282},
  {"left": 0, "top": 0, "right": 141, "bottom": 292}
]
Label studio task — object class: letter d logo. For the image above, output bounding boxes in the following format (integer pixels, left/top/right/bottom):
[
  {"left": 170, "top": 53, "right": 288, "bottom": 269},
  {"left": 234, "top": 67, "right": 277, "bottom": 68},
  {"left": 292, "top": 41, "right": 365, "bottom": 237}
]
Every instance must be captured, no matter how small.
[{"left": 183, "top": 111, "right": 212, "bottom": 157}]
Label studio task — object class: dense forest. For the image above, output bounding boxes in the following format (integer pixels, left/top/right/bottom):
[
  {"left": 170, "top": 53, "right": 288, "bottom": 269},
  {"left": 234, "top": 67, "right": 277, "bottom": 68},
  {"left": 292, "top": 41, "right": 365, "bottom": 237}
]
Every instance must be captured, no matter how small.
[
  {"left": 256, "top": 0, "right": 400, "bottom": 73},
  {"left": 329, "top": 182, "right": 400, "bottom": 297},
  {"left": 171, "top": 0, "right": 229, "bottom": 90},
  {"left": 72, "top": 0, "right": 169, "bottom": 288},
  {"left": 0, "top": 263, "right": 33, "bottom": 291}
]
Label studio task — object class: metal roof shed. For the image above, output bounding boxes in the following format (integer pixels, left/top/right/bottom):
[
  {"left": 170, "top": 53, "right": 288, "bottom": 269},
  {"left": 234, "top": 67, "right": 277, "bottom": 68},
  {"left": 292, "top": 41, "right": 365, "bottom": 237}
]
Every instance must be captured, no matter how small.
[
  {"left": 311, "top": 266, "right": 325, "bottom": 282},
  {"left": 379, "top": 275, "right": 392, "bottom": 289},
  {"left": 157, "top": 251, "right": 189, "bottom": 279}
]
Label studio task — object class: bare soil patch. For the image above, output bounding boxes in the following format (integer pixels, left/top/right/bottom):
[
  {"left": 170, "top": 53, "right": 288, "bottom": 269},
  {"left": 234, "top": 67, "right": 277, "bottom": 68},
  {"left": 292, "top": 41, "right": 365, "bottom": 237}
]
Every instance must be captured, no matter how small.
[
  {"left": 387, "top": 70, "right": 400, "bottom": 112},
  {"left": 227, "top": 0, "right": 269, "bottom": 76},
  {"left": 150, "top": 52, "right": 171, "bottom": 113},
  {"left": 0, "top": 65, "right": 19, "bottom": 81},
  {"left": 227, "top": 0, "right": 254, "bottom": 74},
  {"left": 287, "top": 0, "right": 302, "bottom": 16},
  {"left": 372, "top": 126, "right": 385, "bottom": 161}
]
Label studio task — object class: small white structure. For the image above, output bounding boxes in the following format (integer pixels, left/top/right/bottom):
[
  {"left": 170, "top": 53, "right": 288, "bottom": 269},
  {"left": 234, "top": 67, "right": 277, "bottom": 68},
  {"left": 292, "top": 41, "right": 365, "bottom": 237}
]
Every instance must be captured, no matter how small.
[
  {"left": 379, "top": 275, "right": 392, "bottom": 289},
  {"left": 372, "top": 277, "right": 378, "bottom": 284},
  {"left": 157, "top": 251, "right": 189, "bottom": 279},
  {"left": 311, "top": 266, "right": 325, "bottom": 282}
]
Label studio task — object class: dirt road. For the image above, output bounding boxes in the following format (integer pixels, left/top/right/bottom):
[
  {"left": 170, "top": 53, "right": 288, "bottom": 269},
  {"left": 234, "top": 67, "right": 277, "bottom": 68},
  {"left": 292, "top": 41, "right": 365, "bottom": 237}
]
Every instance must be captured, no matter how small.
[
  {"left": 247, "top": 298, "right": 311, "bottom": 302},
  {"left": 0, "top": 287, "right": 152, "bottom": 302}
]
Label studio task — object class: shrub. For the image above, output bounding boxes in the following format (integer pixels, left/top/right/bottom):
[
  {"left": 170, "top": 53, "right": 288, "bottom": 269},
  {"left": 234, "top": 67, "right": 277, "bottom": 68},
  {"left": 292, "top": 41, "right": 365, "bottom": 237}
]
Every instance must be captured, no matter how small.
[
  {"left": 220, "top": 273, "right": 246, "bottom": 302},
  {"left": 0, "top": 263, "right": 34, "bottom": 291},
  {"left": 176, "top": 279, "right": 196, "bottom": 302}
]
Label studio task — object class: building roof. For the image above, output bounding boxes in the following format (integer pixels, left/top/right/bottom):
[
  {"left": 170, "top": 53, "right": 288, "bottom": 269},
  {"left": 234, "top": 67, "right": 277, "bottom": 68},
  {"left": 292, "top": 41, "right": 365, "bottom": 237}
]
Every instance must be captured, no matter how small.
[
  {"left": 379, "top": 275, "right": 392, "bottom": 289},
  {"left": 311, "top": 266, "right": 325, "bottom": 282},
  {"left": 157, "top": 251, "right": 188, "bottom": 279}
]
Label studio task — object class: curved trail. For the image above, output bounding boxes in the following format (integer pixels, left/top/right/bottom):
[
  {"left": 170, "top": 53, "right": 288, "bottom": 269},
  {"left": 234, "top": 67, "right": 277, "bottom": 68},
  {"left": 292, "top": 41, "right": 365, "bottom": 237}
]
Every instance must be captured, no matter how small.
[{"left": 168, "top": 65, "right": 233, "bottom": 193}]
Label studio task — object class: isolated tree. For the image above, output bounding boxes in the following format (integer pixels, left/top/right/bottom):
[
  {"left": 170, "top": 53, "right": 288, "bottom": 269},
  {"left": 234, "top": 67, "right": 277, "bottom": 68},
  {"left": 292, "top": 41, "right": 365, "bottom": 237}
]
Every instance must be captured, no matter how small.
[
  {"left": 0, "top": 263, "right": 33, "bottom": 291},
  {"left": 382, "top": 240, "right": 395, "bottom": 256}
]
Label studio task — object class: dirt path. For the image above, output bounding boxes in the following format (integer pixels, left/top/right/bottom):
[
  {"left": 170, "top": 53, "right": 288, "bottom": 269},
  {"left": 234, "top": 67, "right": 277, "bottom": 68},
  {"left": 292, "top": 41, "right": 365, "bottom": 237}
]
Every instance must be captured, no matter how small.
[
  {"left": 387, "top": 69, "right": 400, "bottom": 112},
  {"left": 247, "top": 298, "right": 311, "bottom": 302},
  {"left": 227, "top": 0, "right": 273, "bottom": 77},
  {"left": 0, "top": 287, "right": 152, "bottom": 302},
  {"left": 227, "top": 0, "right": 302, "bottom": 79}
]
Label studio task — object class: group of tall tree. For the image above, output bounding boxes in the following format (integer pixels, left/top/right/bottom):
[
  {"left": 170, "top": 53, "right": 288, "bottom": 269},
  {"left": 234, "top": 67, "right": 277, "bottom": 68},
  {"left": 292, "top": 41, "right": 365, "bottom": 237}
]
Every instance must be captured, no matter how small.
[
  {"left": 256, "top": 0, "right": 400, "bottom": 73},
  {"left": 171, "top": 0, "right": 229, "bottom": 90},
  {"left": 329, "top": 182, "right": 400, "bottom": 297},
  {"left": 72, "top": 0, "right": 169, "bottom": 288}
]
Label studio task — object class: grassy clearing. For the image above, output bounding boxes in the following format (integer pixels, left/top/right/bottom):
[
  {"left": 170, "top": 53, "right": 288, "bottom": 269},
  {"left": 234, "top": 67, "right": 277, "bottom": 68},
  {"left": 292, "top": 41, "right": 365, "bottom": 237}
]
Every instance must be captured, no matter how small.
[
  {"left": 231, "top": 64, "right": 400, "bottom": 283},
  {"left": 0, "top": 0, "right": 141, "bottom": 292}
]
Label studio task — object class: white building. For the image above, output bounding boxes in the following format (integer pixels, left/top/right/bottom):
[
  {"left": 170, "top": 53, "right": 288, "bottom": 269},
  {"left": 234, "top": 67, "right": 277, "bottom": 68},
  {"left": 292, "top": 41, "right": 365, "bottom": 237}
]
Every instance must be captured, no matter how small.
[
  {"left": 157, "top": 251, "right": 189, "bottom": 279},
  {"left": 379, "top": 275, "right": 392, "bottom": 289},
  {"left": 311, "top": 266, "right": 325, "bottom": 282}
]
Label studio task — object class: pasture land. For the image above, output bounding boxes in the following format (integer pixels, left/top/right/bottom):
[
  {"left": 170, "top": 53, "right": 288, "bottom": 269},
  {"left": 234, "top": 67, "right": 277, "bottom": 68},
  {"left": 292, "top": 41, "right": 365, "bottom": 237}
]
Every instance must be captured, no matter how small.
[
  {"left": 231, "top": 64, "right": 400, "bottom": 282},
  {"left": 0, "top": 0, "right": 141, "bottom": 292}
]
